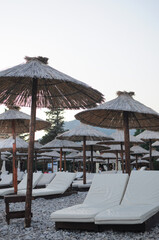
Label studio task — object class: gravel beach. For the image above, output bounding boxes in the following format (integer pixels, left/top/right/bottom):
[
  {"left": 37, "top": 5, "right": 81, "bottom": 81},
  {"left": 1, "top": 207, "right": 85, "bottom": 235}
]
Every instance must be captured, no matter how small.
[{"left": 0, "top": 192, "right": 159, "bottom": 240}]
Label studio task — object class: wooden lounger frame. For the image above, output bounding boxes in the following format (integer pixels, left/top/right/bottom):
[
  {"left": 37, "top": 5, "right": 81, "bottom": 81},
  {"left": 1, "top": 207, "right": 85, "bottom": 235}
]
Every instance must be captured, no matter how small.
[{"left": 55, "top": 211, "right": 159, "bottom": 232}]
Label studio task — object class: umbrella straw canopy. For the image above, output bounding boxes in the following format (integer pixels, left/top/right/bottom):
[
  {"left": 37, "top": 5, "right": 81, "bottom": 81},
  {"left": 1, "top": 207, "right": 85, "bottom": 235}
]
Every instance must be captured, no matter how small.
[
  {"left": 0, "top": 56, "right": 104, "bottom": 227},
  {"left": 0, "top": 108, "right": 50, "bottom": 194},
  {"left": 0, "top": 109, "right": 50, "bottom": 133},
  {"left": 57, "top": 123, "right": 113, "bottom": 183},
  {"left": 0, "top": 56, "right": 104, "bottom": 108},
  {"left": 136, "top": 130, "right": 159, "bottom": 169},
  {"left": 76, "top": 91, "right": 159, "bottom": 174}
]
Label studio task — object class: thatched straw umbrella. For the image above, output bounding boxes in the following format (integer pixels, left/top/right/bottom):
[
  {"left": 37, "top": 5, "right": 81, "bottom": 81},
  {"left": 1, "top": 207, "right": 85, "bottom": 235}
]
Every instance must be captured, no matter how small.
[
  {"left": 130, "top": 145, "right": 149, "bottom": 169},
  {"left": 96, "top": 152, "right": 117, "bottom": 170},
  {"left": 39, "top": 151, "right": 60, "bottom": 172},
  {"left": 0, "top": 108, "right": 50, "bottom": 193},
  {"left": 76, "top": 91, "right": 159, "bottom": 175},
  {"left": 131, "top": 158, "right": 149, "bottom": 167},
  {"left": 97, "top": 130, "right": 143, "bottom": 172},
  {"left": 42, "top": 139, "right": 80, "bottom": 172},
  {"left": 0, "top": 136, "right": 29, "bottom": 175},
  {"left": 57, "top": 123, "right": 113, "bottom": 183},
  {"left": 0, "top": 56, "right": 104, "bottom": 227},
  {"left": 136, "top": 130, "right": 159, "bottom": 169},
  {"left": 66, "top": 151, "right": 79, "bottom": 172},
  {"left": 142, "top": 149, "right": 159, "bottom": 160},
  {"left": 101, "top": 144, "right": 126, "bottom": 171}
]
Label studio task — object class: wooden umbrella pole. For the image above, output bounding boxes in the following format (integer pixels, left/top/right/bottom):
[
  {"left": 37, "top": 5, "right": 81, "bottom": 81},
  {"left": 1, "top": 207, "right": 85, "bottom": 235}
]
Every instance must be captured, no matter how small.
[
  {"left": 34, "top": 151, "right": 37, "bottom": 172},
  {"left": 12, "top": 120, "right": 17, "bottom": 194},
  {"left": 60, "top": 147, "right": 62, "bottom": 171},
  {"left": 115, "top": 152, "right": 118, "bottom": 171},
  {"left": 25, "top": 78, "right": 38, "bottom": 228},
  {"left": 73, "top": 159, "right": 75, "bottom": 172},
  {"left": 107, "top": 158, "right": 109, "bottom": 170},
  {"left": 120, "top": 143, "right": 124, "bottom": 173},
  {"left": 64, "top": 152, "right": 66, "bottom": 172},
  {"left": 123, "top": 111, "right": 131, "bottom": 175},
  {"left": 83, "top": 136, "right": 86, "bottom": 184},
  {"left": 90, "top": 145, "right": 94, "bottom": 173},
  {"left": 149, "top": 140, "right": 153, "bottom": 170},
  {"left": 136, "top": 155, "right": 138, "bottom": 169}
]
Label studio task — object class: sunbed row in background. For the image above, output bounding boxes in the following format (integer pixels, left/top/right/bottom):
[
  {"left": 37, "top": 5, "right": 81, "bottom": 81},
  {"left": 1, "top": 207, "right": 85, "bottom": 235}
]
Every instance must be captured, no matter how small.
[
  {"left": 18, "top": 172, "right": 76, "bottom": 199},
  {"left": 0, "top": 172, "right": 42, "bottom": 197},
  {"left": 51, "top": 171, "right": 159, "bottom": 232}
]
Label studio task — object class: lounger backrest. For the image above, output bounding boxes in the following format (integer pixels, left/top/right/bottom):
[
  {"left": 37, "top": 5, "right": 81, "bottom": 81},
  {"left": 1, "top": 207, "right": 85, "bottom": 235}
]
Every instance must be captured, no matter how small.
[
  {"left": 47, "top": 172, "right": 76, "bottom": 193},
  {"left": 18, "top": 172, "right": 43, "bottom": 190},
  {"left": 0, "top": 173, "right": 13, "bottom": 185},
  {"left": 84, "top": 173, "right": 129, "bottom": 207},
  {"left": 121, "top": 171, "right": 159, "bottom": 205},
  {"left": 17, "top": 171, "right": 24, "bottom": 181},
  {"left": 36, "top": 173, "right": 56, "bottom": 186}
]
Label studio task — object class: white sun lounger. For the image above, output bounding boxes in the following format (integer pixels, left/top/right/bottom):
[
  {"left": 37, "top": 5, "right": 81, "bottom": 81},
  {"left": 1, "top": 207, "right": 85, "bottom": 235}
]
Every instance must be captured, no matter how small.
[
  {"left": 36, "top": 173, "right": 56, "bottom": 188},
  {"left": 18, "top": 172, "right": 76, "bottom": 198},
  {"left": 0, "top": 173, "right": 13, "bottom": 188},
  {"left": 0, "top": 172, "right": 43, "bottom": 197},
  {"left": 95, "top": 171, "right": 159, "bottom": 232},
  {"left": 51, "top": 173, "right": 129, "bottom": 230}
]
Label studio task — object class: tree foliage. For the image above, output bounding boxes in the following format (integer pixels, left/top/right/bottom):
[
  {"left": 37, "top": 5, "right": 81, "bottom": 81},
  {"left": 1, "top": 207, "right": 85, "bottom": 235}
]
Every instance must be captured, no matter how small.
[{"left": 40, "top": 108, "right": 66, "bottom": 145}]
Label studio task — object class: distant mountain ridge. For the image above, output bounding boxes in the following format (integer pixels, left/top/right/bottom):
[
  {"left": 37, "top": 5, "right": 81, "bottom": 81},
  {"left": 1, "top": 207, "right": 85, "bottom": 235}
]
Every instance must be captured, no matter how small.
[{"left": 64, "top": 120, "right": 135, "bottom": 136}]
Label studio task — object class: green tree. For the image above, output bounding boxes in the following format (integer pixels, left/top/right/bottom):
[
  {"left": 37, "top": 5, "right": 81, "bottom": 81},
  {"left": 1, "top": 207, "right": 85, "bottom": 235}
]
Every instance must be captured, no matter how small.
[{"left": 40, "top": 108, "right": 66, "bottom": 145}]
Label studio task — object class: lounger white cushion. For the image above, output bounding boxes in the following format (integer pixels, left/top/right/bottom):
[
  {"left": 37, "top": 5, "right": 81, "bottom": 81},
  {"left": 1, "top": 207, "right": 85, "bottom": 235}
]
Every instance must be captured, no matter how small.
[
  {"left": 17, "top": 171, "right": 24, "bottom": 181},
  {"left": 75, "top": 172, "right": 83, "bottom": 179},
  {"left": 51, "top": 173, "right": 129, "bottom": 222},
  {"left": 0, "top": 173, "right": 13, "bottom": 187},
  {"left": 18, "top": 172, "right": 76, "bottom": 197},
  {"left": 36, "top": 173, "right": 56, "bottom": 187},
  {"left": 95, "top": 171, "right": 159, "bottom": 224},
  {"left": 0, "top": 172, "right": 43, "bottom": 196}
]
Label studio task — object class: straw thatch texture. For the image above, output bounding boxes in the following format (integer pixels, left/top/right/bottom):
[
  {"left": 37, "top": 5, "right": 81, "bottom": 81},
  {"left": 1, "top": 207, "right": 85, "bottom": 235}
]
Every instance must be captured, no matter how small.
[
  {"left": 136, "top": 130, "right": 159, "bottom": 141},
  {"left": 142, "top": 150, "right": 159, "bottom": 159},
  {"left": 0, "top": 136, "right": 28, "bottom": 151},
  {"left": 57, "top": 123, "right": 113, "bottom": 141},
  {"left": 130, "top": 145, "right": 149, "bottom": 155},
  {"left": 97, "top": 130, "right": 143, "bottom": 145},
  {"left": 97, "top": 152, "right": 116, "bottom": 159},
  {"left": 101, "top": 144, "right": 125, "bottom": 153},
  {"left": 75, "top": 92, "right": 159, "bottom": 130},
  {"left": 131, "top": 159, "right": 149, "bottom": 164},
  {"left": 0, "top": 109, "right": 50, "bottom": 133},
  {"left": 41, "top": 138, "right": 80, "bottom": 149},
  {"left": 152, "top": 141, "right": 159, "bottom": 147},
  {"left": 0, "top": 57, "right": 104, "bottom": 109},
  {"left": 40, "top": 151, "right": 60, "bottom": 157}
]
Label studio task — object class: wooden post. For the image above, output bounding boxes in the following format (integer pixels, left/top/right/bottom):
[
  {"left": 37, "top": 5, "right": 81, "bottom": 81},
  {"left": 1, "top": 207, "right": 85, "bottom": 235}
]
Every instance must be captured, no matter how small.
[
  {"left": 120, "top": 143, "right": 124, "bottom": 173},
  {"left": 135, "top": 155, "right": 138, "bottom": 169},
  {"left": 60, "top": 147, "right": 62, "bottom": 171},
  {"left": 12, "top": 120, "right": 17, "bottom": 194},
  {"left": 149, "top": 140, "right": 153, "bottom": 170},
  {"left": 64, "top": 152, "right": 66, "bottom": 172},
  {"left": 73, "top": 159, "right": 75, "bottom": 172},
  {"left": 115, "top": 152, "right": 118, "bottom": 171},
  {"left": 83, "top": 136, "right": 86, "bottom": 184},
  {"left": 34, "top": 151, "right": 37, "bottom": 172},
  {"left": 90, "top": 145, "right": 94, "bottom": 173},
  {"left": 107, "top": 158, "right": 109, "bottom": 170},
  {"left": 25, "top": 78, "right": 38, "bottom": 228},
  {"left": 123, "top": 111, "right": 130, "bottom": 175}
]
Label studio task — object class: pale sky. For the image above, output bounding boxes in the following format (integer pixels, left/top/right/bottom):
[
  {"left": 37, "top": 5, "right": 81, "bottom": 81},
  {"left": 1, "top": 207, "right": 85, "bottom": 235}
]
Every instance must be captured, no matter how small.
[{"left": 0, "top": 0, "right": 159, "bottom": 139}]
